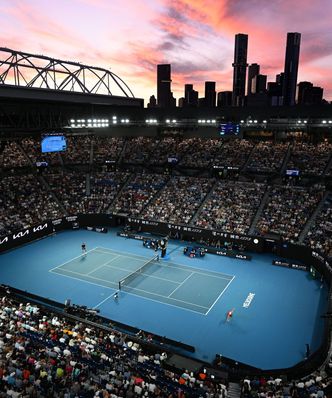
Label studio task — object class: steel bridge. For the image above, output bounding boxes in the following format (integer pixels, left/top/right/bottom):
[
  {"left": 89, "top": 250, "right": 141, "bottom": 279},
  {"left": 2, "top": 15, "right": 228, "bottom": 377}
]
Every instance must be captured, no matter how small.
[{"left": 0, "top": 47, "right": 135, "bottom": 98}]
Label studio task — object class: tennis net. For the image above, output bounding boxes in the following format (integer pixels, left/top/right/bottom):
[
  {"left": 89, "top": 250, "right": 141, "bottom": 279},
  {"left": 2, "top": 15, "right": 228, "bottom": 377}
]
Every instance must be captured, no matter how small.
[{"left": 118, "top": 255, "right": 159, "bottom": 290}]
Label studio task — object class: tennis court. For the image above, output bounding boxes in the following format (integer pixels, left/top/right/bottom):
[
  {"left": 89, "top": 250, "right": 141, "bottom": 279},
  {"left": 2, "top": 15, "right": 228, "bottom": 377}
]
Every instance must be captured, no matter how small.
[{"left": 50, "top": 247, "right": 234, "bottom": 315}]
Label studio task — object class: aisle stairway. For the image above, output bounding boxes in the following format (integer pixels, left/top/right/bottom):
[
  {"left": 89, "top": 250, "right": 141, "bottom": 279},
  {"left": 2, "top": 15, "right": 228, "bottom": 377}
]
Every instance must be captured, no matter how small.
[
  {"left": 228, "top": 382, "right": 242, "bottom": 398},
  {"left": 248, "top": 186, "right": 271, "bottom": 234},
  {"left": 298, "top": 190, "right": 330, "bottom": 243}
]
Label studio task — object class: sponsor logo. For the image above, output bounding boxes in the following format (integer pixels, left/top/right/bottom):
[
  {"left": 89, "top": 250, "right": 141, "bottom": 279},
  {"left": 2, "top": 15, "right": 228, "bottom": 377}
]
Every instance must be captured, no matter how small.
[
  {"left": 33, "top": 223, "right": 48, "bottom": 232},
  {"left": 66, "top": 216, "right": 78, "bottom": 222},
  {"left": 243, "top": 292, "right": 255, "bottom": 308},
  {"left": 13, "top": 230, "right": 30, "bottom": 240},
  {"left": 0, "top": 236, "right": 9, "bottom": 245}
]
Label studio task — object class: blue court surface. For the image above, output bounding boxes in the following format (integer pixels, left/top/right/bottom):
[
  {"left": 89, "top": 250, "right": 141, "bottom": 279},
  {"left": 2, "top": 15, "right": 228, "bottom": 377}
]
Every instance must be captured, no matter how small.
[{"left": 0, "top": 228, "right": 328, "bottom": 370}]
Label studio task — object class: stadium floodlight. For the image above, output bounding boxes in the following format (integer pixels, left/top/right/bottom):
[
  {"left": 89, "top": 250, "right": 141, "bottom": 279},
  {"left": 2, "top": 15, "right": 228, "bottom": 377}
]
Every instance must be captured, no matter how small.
[
  {"left": 263, "top": 120, "right": 267, "bottom": 123},
  {"left": 112, "top": 115, "right": 117, "bottom": 119},
  {"left": 240, "top": 120, "right": 244, "bottom": 123},
  {"left": 121, "top": 119, "right": 124, "bottom": 123},
  {"left": 212, "top": 119, "right": 216, "bottom": 123},
  {"left": 70, "top": 119, "right": 75, "bottom": 123},
  {"left": 166, "top": 119, "right": 170, "bottom": 123},
  {"left": 125, "top": 119, "right": 129, "bottom": 123},
  {"left": 322, "top": 120, "right": 327, "bottom": 124},
  {"left": 329, "top": 121, "right": 332, "bottom": 124},
  {"left": 253, "top": 119, "right": 257, "bottom": 123},
  {"left": 172, "top": 119, "right": 176, "bottom": 123},
  {"left": 113, "top": 120, "right": 117, "bottom": 124},
  {"left": 81, "top": 119, "right": 85, "bottom": 123},
  {"left": 202, "top": 120, "right": 206, "bottom": 123},
  {"left": 248, "top": 120, "right": 253, "bottom": 123},
  {"left": 207, "top": 120, "right": 211, "bottom": 123},
  {"left": 297, "top": 120, "right": 301, "bottom": 124},
  {"left": 198, "top": 120, "right": 201, "bottom": 123}
]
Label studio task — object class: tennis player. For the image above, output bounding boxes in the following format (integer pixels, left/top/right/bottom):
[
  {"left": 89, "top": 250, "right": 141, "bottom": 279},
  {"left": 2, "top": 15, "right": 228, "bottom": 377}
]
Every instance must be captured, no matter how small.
[
  {"left": 226, "top": 308, "right": 235, "bottom": 322},
  {"left": 81, "top": 242, "right": 87, "bottom": 253}
]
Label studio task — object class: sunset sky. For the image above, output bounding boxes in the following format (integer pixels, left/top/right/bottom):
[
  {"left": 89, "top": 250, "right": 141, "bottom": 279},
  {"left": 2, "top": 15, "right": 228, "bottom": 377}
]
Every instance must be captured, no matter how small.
[{"left": 0, "top": 0, "right": 331, "bottom": 104}]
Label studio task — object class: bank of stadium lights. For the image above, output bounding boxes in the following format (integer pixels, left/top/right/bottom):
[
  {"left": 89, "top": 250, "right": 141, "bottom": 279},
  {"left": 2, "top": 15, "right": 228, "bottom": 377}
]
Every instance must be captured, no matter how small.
[
  {"left": 198, "top": 119, "right": 216, "bottom": 124},
  {"left": 70, "top": 118, "right": 109, "bottom": 128},
  {"left": 146, "top": 119, "right": 158, "bottom": 124}
]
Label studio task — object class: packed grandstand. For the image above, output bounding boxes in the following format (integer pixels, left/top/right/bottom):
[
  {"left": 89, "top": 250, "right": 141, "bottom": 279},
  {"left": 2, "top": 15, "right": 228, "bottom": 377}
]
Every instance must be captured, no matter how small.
[{"left": 0, "top": 134, "right": 332, "bottom": 397}]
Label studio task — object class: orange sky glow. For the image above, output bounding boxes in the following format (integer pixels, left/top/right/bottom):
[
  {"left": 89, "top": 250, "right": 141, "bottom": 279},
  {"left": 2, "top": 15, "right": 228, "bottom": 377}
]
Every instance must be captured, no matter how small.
[{"left": 0, "top": 0, "right": 331, "bottom": 104}]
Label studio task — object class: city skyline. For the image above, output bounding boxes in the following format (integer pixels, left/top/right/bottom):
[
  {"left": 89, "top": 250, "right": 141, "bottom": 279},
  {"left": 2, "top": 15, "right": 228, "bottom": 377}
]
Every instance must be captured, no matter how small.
[{"left": 0, "top": 0, "right": 331, "bottom": 103}]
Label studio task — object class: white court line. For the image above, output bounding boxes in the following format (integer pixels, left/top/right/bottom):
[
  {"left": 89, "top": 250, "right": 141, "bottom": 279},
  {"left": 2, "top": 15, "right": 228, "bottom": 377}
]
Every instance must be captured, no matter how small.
[
  {"left": 49, "top": 247, "right": 98, "bottom": 272},
  {"left": 167, "top": 272, "right": 194, "bottom": 298},
  {"left": 49, "top": 269, "right": 114, "bottom": 290},
  {"left": 205, "top": 275, "right": 236, "bottom": 315},
  {"left": 93, "top": 292, "right": 116, "bottom": 309},
  {"left": 122, "top": 284, "right": 209, "bottom": 309},
  {"left": 97, "top": 246, "right": 151, "bottom": 260},
  {"left": 52, "top": 266, "right": 208, "bottom": 311},
  {"left": 97, "top": 247, "right": 233, "bottom": 281},
  {"left": 104, "top": 263, "right": 182, "bottom": 285},
  {"left": 87, "top": 255, "right": 120, "bottom": 275},
  {"left": 120, "top": 288, "right": 209, "bottom": 316},
  {"left": 52, "top": 267, "right": 118, "bottom": 285}
]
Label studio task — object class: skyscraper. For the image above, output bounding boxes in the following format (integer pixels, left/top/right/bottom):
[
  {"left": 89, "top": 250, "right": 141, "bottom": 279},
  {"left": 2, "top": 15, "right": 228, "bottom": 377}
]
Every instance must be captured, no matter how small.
[
  {"left": 247, "top": 63, "right": 260, "bottom": 95},
  {"left": 232, "top": 33, "right": 248, "bottom": 107},
  {"left": 204, "top": 81, "right": 216, "bottom": 107},
  {"left": 252, "top": 74, "right": 267, "bottom": 94},
  {"left": 184, "top": 84, "right": 198, "bottom": 107},
  {"left": 282, "top": 32, "right": 301, "bottom": 106},
  {"left": 157, "top": 64, "right": 172, "bottom": 108}
]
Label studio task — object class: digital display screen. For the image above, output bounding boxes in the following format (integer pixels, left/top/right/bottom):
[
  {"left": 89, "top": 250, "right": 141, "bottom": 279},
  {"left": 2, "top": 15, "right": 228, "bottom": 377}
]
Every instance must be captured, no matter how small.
[
  {"left": 286, "top": 169, "right": 300, "bottom": 176},
  {"left": 168, "top": 157, "right": 178, "bottom": 164},
  {"left": 219, "top": 123, "right": 240, "bottom": 136},
  {"left": 41, "top": 135, "right": 67, "bottom": 153}
]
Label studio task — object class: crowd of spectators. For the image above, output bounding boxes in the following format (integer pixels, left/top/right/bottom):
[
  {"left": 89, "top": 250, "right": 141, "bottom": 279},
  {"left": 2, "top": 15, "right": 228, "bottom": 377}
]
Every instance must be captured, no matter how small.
[
  {"left": 0, "top": 292, "right": 228, "bottom": 397},
  {"left": 246, "top": 142, "right": 289, "bottom": 173},
  {"left": 45, "top": 170, "right": 87, "bottom": 215},
  {"left": 111, "top": 173, "right": 169, "bottom": 216},
  {"left": 178, "top": 139, "right": 221, "bottom": 168},
  {"left": 86, "top": 172, "right": 130, "bottom": 213},
  {"left": 195, "top": 182, "right": 266, "bottom": 235},
  {"left": 0, "top": 141, "right": 30, "bottom": 169},
  {"left": 286, "top": 142, "right": 332, "bottom": 176},
  {"left": 0, "top": 174, "right": 63, "bottom": 236},
  {"left": 213, "top": 140, "right": 253, "bottom": 169},
  {"left": 142, "top": 177, "right": 214, "bottom": 225},
  {"left": 122, "top": 138, "right": 158, "bottom": 165},
  {"left": 62, "top": 136, "right": 92, "bottom": 165},
  {"left": 93, "top": 137, "right": 125, "bottom": 164},
  {"left": 240, "top": 374, "right": 332, "bottom": 398},
  {"left": 255, "top": 186, "right": 323, "bottom": 241},
  {"left": 305, "top": 194, "right": 332, "bottom": 259}
]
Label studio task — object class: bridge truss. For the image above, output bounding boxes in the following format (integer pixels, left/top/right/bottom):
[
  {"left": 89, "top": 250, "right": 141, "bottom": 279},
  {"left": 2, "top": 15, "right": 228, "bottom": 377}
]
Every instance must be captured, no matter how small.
[{"left": 0, "top": 47, "right": 135, "bottom": 98}]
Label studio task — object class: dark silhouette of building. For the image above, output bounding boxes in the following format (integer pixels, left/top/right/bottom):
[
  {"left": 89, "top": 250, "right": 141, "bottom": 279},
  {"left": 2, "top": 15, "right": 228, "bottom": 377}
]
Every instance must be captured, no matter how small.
[
  {"left": 184, "top": 84, "right": 198, "bottom": 107},
  {"left": 247, "top": 63, "right": 260, "bottom": 95},
  {"left": 282, "top": 32, "right": 301, "bottom": 106},
  {"left": 297, "top": 81, "right": 323, "bottom": 105},
  {"left": 252, "top": 74, "right": 267, "bottom": 94},
  {"left": 147, "top": 95, "right": 157, "bottom": 108},
  {"left": 217, "top": 91, "right": 232, "bottom": 107},
  {"left": 232, "top": 33, "right": 248, "bottom": 107},
  {"left": 157, "top": 64, "right": 173, "bottom": 108},
  {"left": 204, "top": 81, "right": 216, "bottom": 107}
]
